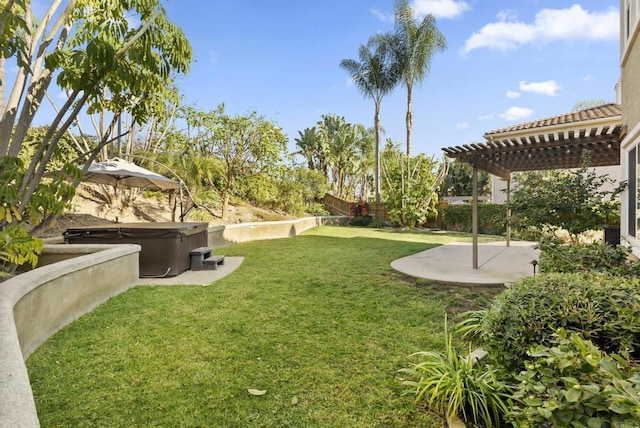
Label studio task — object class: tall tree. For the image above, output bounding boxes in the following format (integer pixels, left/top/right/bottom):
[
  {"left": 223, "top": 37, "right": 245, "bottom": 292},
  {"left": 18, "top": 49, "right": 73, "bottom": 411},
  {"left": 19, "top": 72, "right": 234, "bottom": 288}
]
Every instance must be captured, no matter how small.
[
  {"left": 185, "top": 105, "right": 288, "bottom": 220},
  {"left": 394, "top": 0, "right": 446, "bottom": 158},
  {"left": 0, "top": 0, "right": 191, "bottom": 274},
  {"left": 0, "top": 0, "right": 192, "bottom": 222},
  {"left": 340, "top": 33, "right": 400, "bottom": 202},
  {"left": 294, "top": 127, "right": 319, "bottom": 170}
]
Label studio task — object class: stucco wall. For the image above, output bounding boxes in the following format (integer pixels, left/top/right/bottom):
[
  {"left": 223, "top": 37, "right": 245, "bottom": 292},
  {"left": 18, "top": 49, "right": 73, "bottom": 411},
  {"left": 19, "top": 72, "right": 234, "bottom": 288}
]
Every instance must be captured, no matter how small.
[
  {"left": 0, "top": 244, "right": 140, "bottom": 428},
  {"left": 207, "top": 216, "right": 347, "bottom": 248},
  {"left": 622, "top": 45, "right": 640, "bottom": 130},
  {"left": 620, "top": 0, "right": 640, "bottom": 253}
]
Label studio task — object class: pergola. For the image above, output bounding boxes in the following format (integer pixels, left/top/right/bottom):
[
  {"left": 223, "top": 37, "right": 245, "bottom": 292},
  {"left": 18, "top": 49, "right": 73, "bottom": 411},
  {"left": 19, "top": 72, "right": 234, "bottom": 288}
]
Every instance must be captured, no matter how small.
[{"left": 441, "top": 103, "right": 624, "bottom": 269}]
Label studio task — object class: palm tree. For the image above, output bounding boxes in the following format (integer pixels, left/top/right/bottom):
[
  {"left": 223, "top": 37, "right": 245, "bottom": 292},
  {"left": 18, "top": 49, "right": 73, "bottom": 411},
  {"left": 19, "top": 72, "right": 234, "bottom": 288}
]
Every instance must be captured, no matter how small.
[
  {"left": 394, "top": 0, "right": 446, "bottom": 158},
  {"left": 294, "top": 127, "right": 319, "bottom": 170},
  {"left": 340, "top": 34, "right": 400, "bottom": 202}
]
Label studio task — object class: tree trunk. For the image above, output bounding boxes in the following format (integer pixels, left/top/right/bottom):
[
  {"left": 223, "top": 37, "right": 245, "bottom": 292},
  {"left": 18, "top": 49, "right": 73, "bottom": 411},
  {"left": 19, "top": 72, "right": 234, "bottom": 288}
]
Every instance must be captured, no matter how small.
[
  {"left": 221, "top": 191, "right": 230, "bottom": 221},
  {"left": 405, "top": 83, "right": 413, "bottom": 195},
  {"left": 374, "top": 100, "right": 381, "bottom": 203},
  {"left": 406, "top": 83, "right": 413, "bottom": 158}
]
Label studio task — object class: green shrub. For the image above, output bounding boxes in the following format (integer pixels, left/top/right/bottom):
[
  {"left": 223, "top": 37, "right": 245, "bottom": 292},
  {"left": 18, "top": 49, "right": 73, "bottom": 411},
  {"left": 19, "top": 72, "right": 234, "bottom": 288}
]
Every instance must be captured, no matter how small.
[
  {"left": 507, "top": 166, "right": 624, "bottom": 243},
  {"left": 349, "top": 215, "right": 373, "bottom": 227},
  {"left": 441, "top": 204, "right": 507, "bottom": 235},
  {"left": 480, "top": 273, "right": 640, "bottom": 372},
  {"left": 508, "top": 330, "right": 640, "bottom": 427},
  {"left": 399, "top": 319, "right": 512, "bottom": 427},
  {"left": 538, "top": 238, "right": 640, "bottom": 277}
]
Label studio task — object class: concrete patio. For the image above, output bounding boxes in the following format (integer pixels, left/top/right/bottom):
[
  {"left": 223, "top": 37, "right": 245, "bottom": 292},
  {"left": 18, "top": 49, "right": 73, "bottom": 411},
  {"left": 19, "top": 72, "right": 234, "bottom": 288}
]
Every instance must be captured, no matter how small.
[
  {"left": 137, "top": 256, "right": 245, "bottom": 286},
  {"left": 391, "top": 240, "right": 540, "bottom": 286}
]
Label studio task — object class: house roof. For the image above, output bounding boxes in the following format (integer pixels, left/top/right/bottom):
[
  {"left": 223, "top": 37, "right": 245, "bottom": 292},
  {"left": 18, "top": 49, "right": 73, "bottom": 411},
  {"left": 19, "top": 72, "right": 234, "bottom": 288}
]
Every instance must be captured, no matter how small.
[{"left": 442, "top": 103, "right": 623, "bottom": 179}]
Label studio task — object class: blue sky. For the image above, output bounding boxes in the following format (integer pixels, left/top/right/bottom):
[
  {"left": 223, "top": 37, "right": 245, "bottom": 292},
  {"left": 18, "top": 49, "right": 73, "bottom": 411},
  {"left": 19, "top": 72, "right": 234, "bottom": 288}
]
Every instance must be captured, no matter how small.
[
  {"left": 26, "top": 1, "right": 619, "bottom": 159},
  {"left": 162, "top": 0, "right": 620, "bottom": 159}
]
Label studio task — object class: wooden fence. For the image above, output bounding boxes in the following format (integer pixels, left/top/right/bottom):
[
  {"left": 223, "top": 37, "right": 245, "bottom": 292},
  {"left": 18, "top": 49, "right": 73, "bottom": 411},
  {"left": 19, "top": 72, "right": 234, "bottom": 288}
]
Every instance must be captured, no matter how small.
[{"left": 323, "top": 193, "right": 389, "bottom": 222}]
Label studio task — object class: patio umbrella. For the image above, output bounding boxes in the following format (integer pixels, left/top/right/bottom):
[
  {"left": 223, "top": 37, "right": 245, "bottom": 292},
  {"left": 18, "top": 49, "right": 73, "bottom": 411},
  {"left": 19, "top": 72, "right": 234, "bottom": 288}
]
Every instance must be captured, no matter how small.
[{"left": 83, "top": 158, "right": 181, "bottom": 191}]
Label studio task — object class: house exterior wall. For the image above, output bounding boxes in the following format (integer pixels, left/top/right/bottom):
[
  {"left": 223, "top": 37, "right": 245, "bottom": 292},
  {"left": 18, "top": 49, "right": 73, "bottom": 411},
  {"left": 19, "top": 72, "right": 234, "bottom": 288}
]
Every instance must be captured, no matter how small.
[{"left": 620, "top": 0, "right": 640, "bottom": 254}]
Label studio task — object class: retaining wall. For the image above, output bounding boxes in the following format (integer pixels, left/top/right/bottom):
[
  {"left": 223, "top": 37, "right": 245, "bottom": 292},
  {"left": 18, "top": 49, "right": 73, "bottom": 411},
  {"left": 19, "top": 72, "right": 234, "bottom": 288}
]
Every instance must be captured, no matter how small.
[
  {"left": 207, "top": 216, "right": 347, "bottom": 247},
  {"left": 0, "top": 244, "right": 140, "bottom": 428}
]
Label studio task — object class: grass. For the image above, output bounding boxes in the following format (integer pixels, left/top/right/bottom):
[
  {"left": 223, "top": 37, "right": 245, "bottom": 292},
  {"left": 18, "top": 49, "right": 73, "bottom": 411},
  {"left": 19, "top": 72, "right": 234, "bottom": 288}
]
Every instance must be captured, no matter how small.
[{"left": 26, "top": 226, "right": 501, "bottom": 427}]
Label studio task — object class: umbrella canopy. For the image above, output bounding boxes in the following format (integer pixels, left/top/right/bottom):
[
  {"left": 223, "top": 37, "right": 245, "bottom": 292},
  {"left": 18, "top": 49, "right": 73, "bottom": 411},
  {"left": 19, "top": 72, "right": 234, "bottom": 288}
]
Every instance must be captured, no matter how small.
[{"left": 83, "top": 158, "right": 181, "bottom": 191}]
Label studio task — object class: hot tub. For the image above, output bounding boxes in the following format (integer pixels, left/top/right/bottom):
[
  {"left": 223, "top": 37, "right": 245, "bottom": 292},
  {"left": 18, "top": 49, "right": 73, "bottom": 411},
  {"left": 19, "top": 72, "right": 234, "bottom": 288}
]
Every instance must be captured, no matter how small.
[{"left": 63, "top": 222, "right": 208, "bottom": 277}]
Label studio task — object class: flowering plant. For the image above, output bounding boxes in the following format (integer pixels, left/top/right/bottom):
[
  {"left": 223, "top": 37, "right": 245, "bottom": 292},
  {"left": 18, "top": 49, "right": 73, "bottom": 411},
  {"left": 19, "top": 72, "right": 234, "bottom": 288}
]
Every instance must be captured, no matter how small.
[{"left": 350, "top": 199, "right": 369, "bottom": 217}]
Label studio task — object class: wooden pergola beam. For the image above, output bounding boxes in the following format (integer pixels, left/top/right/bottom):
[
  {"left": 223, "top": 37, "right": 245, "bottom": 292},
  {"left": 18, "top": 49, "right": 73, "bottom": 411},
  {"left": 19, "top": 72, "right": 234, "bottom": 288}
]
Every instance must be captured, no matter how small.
[{"left": 440, "top": 104, "right": 623, "bottom": 270}]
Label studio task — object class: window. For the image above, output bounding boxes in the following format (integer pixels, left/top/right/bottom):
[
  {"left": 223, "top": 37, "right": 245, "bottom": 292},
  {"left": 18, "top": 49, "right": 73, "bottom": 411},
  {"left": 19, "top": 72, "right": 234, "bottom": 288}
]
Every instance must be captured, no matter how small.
[{"left": 629, "top": 147, "right": 637, "bottom": 237}]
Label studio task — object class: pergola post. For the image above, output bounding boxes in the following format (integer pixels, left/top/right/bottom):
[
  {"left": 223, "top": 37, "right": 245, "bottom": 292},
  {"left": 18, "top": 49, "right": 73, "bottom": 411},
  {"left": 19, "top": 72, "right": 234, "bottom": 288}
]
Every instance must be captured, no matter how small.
[
  {"left": 472, "top": 165, "right": 478, "bottom": 269},
  {"left": 506, "top": 176, "right": 511, "bottom": 247}
]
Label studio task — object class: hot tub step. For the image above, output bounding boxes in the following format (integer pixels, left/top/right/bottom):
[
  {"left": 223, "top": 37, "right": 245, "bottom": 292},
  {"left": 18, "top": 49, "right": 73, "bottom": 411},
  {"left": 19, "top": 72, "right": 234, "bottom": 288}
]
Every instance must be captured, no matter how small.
[
  {"left": 190, "top": 246, "right": 212, "bottom": 271},
  {"left": 202, "top": 255, "right": 225, "bottom": 270}
]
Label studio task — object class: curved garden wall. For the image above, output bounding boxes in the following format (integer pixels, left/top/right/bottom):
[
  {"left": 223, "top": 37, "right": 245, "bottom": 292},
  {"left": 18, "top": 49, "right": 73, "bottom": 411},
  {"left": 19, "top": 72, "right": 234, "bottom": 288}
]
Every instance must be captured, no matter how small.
[{"left": 0, "top": 244, "right": 140, "bottom": 428}]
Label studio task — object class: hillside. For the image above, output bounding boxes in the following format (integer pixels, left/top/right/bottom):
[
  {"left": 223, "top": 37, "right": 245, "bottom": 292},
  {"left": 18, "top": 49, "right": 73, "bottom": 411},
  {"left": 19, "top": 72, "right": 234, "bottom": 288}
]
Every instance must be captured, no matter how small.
[{"left": 33, "top": 184, "right": 296, "bottom": 239}]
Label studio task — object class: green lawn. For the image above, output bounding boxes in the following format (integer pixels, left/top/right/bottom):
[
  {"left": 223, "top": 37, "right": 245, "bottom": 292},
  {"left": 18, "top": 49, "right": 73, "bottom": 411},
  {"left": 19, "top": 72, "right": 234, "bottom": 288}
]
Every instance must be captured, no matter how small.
[{"left": 27, "top": 226, "right": 500, "bottom": 427}]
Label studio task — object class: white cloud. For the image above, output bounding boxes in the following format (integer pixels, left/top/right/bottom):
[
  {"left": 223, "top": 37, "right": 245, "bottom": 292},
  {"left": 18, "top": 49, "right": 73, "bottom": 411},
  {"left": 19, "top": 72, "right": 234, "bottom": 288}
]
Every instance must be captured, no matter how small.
[
  {"left": 456, "top": 121, "right": 470, "bottom": 129},
  {"left": 370, "top": 8, "right": 394, "bottom": 22},
  {"left": 345, "top": 78, "right": 354, "bottom": 87},
  {"left": 497, "top": 9, "right": 518, "bottom": 22},
  {"left": 499, "top": 106, "right": 534, "bottom": 121},
  {"left": 583, "top": 75, "right": 594, "bottom": 81},
  {"left": 478, "top": 114, "right": 494, "bottom": 120},
  {"left": 519, "top": 80, "right": 561, "bottom": 96},
  {"left": 462, "top": 4, "right": 618, "bottom": 54},
  {"left": 412, "top": 0, "right": 470, "bottom": 19},
  {"left": 506, "top": 90, "right": 521, "bottom": 99}
]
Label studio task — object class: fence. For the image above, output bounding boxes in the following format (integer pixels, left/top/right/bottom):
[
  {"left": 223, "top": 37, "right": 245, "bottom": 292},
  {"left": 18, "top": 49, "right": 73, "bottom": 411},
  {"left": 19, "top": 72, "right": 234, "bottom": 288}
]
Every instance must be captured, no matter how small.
[{"left": 323, "top": 193, "right": 389, "bottom": 222}]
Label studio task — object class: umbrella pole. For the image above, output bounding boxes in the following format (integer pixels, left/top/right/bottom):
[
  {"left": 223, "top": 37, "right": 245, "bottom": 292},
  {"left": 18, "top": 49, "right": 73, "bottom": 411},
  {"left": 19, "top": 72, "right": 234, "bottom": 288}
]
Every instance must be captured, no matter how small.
[{"left": 179, "top": 187, "right": 184, "bottom": 222}]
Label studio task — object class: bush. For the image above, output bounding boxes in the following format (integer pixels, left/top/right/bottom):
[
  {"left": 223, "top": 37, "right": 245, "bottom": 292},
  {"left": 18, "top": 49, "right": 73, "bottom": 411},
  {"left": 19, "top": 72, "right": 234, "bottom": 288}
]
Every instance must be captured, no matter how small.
[
  {"left": 507, "top": 166, "right": 624, "bottom": 243},
  {"left": 349, "top": 215, "right": 373, "bottom": 227},
  {"left": 538, "top": 238, "right": 640, "bottom": 277},
  {"left": 441, "top": 204, "right": 507, "bottom": 235},
  {"left": 508, "top": 330, "right": 640, "bottom": 427},
  {"left": 480, "top": 273, "right": 640, "bottom": 372}
]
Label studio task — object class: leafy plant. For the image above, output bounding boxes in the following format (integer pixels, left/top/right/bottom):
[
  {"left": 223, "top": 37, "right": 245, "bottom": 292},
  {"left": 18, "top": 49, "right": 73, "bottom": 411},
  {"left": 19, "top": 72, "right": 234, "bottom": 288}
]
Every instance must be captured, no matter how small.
[
  {"left": 350, "top": 199, "right": 370, "bottom": 217},
  {"left": 538, "top": 237, "right": 640, "bottom": 277},
  {"left": 440, "top": 160, "right": 491, "bottom": 197},
  {"left": 508, "top": 164, "right": 625, "bottom": 243},
  {"left": 399, "top": 318, "right": 512, "bottom": 427},
  {"left": 381, "top": 141, "right": 447, "bottom": 229},
  {"left": 441, "top": 203, "right": 507, "bottom": 235},
  {"left": 0, "top": 225, "right": 43, "bottom": 278},
  {"left": 0, "top": 156, "right": 78, "bottom": 275},
  {"left": 349, "top": 215, "right": 374, "bottom": 227},
  {"left": 509, "top": 329, "right": 640, "bottom": 427},
  {"left": 454, "top": 309, "right": 488, "bottom": 344},
  {"left": 480, "top": 273, "right": 640, "bottom": 372}
]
